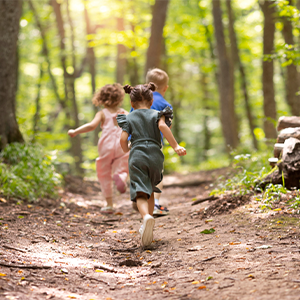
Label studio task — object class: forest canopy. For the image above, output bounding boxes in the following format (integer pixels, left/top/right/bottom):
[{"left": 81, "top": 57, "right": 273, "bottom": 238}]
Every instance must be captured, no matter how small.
[{"left": 1, "top": 0, "right": 300, "bottom": 176}]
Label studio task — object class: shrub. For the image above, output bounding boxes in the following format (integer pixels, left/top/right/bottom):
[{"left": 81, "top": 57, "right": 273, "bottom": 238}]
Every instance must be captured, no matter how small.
[{"left": 0, "top": 143, "right": 62, "bottom": 201}]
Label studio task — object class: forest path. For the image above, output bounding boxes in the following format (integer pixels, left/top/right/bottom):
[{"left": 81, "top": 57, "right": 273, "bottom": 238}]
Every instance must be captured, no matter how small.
[{"left": 0, "top": 170, "right": 300, "bottom": 300}]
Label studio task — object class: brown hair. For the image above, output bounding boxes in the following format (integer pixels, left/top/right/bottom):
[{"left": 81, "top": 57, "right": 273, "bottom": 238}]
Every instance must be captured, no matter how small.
[
  {"left": 92, "top": 83, "right": 125, "bottom": 107},
  {"left": 123, "top": 83, "right": 156, "bottom": 103},
  {"left": 146, "top": 68, "right": 169, "bottom": 90}
]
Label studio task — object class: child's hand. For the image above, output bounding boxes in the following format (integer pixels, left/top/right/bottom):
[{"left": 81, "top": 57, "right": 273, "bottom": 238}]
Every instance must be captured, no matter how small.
[
  {"left": 174, "top": 145, "right": 186, "bottom": 156},
  {"left": 68, "top": 129, "right": 77, "bottom": 137}
]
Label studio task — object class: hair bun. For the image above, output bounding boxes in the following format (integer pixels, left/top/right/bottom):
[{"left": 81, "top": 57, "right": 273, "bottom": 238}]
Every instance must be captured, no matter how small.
[
  {"left": 148, "top": 82, "right": 156, "bottom": 91},
  {"left": 123, "top": 84, "right": 133, "bottom": 94}
]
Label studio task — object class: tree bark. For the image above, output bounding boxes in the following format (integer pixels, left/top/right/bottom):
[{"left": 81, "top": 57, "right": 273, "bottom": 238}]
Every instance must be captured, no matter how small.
[
  {"left": 116, "top": 16, "right": 126, "bottom": 84},
  {"left": 226, "top": 0, "right": 258, "bottom": 150},
  {"left": 145, "top": 0, "right": 169, "bottom": 74},
  {"left": 32, "top": 66, "right": 44, "bottom": 139},
  {"left": 0, "top": 0, "right": 24, "bottom": 150},
  {"left": 281, "top": 0, "right": 300, "bottom": 116},
  {"left": 212, "top": 0, "right": 239, "bottom": 150},
  {"left": 261, "top": 0, "right": 277, "bottom": 140},
  {"left": 83, "top": 0, "right": 100, "bottom": 145},
  {"left": 51, "top": 0, "right": 83, "bottom": 174}
]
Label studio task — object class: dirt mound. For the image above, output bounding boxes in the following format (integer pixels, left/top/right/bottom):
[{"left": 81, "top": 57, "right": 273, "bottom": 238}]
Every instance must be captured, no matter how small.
[
  {"left": 64, "top": 174, "right": 101, "bottom": 194},
  {"left": 197, "top": 194, "right": 252, "bottom": 218}
]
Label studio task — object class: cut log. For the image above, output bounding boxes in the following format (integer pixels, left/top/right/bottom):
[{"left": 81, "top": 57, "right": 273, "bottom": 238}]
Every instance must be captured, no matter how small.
[
  {"left": 261, "top": 137, "right": 300, "bottom": 189},
  {"left": 268, "top": 157, "right": 278, "bottom": 168},
  {"left": 277, "top": 127, "right": 300, "bottom": 143},
  {"left": 277, "top": 116, "right": 300, "bottom": 131},
  {"left": 274, "top": 143, "right": 284, "bottom": 158}
]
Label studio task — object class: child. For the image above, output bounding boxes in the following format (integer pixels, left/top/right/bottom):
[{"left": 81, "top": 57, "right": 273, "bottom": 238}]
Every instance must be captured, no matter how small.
[
  {"left": 117, "top": 83, "right": 186, "bottom": 246},
  {"left": 131, "top": 68, "right": 172, "bottom": 216},
  {"left": 68, "top": 84, "right": 129, "bottom": 213}
]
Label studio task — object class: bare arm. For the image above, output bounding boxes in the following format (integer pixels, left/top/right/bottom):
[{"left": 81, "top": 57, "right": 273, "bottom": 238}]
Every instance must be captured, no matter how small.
[
  {"left": 68, "top": 111, "right": 103, "bottom": 137},
  {"left": 158, "top": 115, "right": 186, "bottom": 156},
  {"left": 120, "top": 131, "right": 130, "bottom": 153}
]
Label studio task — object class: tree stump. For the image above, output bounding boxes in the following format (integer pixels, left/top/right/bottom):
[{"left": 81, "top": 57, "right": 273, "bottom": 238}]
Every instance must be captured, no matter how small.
[{"left": 261, "top": 137, "right": 300, "bottom": 189}]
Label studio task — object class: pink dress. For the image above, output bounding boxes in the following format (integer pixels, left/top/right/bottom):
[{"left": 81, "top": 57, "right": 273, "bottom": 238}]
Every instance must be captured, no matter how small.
[{"left": 96, "top": 108, "right": 129, "bottom": 198}]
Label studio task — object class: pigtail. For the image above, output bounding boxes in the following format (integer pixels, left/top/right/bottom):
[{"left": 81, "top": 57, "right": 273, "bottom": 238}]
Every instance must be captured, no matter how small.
[
  {"left": 123, "top": 84, "right": 133, "bottom": 94},
  {"left": 148, "top": 82, "right": 156, "bottom": 92}
]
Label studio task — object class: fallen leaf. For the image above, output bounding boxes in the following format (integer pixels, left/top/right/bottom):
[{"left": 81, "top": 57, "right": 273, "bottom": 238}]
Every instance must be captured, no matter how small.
[
  {"left": 0, "top": 198, "right": 7, "bottom": 203},
  {"left": 192, "top": 281, "right": 200, "bottom": 284},
  {"left": 255, "top": 245, "right": 272, "bottom": 249},
  {"left": 205, "top": 219, "right": 213, "bottom": 223},
  {"left": 198, "top": 285, "right": 206, "bottom": 289},
  {"left": 17, "top": 216, "right": 24, "bottom": 219},
  {"left": 229, "top": 242, "right": 241, "bottom": 245},
  {"left": 114, "top": 212, "right": 123, "bottom": 215},
  {"left": 200, "top": 228, "right": 215, "bottom": 234},
  {"left": 0, "top": 273, "right": 6, "bottom": 276},
  {"left": 146, "top": 250, "right": 152, "bottom": 253},
  {"left": 206, "top": 276, "right": 213, "bottom": 281},
  {"left": 95, "top": 269, "right": 104, "bottom": 273},
  {"left": 273, "top": 208, "right": 281, "bottom": 211}
]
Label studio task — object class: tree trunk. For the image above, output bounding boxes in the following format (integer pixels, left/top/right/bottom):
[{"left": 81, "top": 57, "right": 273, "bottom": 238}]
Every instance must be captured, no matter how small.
[
  {"left": 116, "top": 16, "right": 126, "bottom": 84},
  {"left": 0, "top": 0, "right": 24, "bottom": 150},
  {"left": 83, "top": 0, "right": 100, "bottom": 145},
  {"left": 32, "top": 66, "right": 44, "bottom": 140},
  {"left": 51, "top": 0, "right": 83, "bottom": 174},
  {"left": 200, "top": 69, "right": 211, "bottom": 162},
  {"left": 145, "top": 0, "right": 169, "bottom": 74},
  {"left": 212, "top": 0, "right": 239, "bottom": 150},
  {"left": 226, "top": 0, "right": 258, "bottom": 150},
  {"left": 281, "top": 1, "right": 300, "bottom": 116},
  {"left": 261, "top": 0, "right": 277, "bottom": 140}
]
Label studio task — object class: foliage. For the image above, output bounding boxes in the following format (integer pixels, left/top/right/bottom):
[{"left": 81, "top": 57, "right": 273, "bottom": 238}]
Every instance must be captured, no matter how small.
[
  {"left": 256, "top": 183, "right": 287, "bottom": 210},
  {"left": 0, "top": 143, "right": 62, "bottom": 201},
  {"left": 211, "top": 148, "right": 271, "bottom": 196}
]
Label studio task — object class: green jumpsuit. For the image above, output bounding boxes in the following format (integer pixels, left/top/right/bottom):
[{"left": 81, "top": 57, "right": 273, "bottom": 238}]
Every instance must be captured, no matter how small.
[{"left": 117, "top": 107, "right": 173, "bottom": 202}]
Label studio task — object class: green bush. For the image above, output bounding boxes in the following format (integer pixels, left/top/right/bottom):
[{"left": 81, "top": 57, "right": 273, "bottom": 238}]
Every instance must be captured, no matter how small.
[
  {"left": 0, "top": 143, "right": 62, "bottom": 201},
  {"left": 211, "top": 149, "right": 271, "bottom": 196}
]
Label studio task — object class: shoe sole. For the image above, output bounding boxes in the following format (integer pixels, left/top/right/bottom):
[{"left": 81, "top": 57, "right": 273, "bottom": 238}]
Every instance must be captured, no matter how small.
[
  {"left": 141, "top": 217, "right": 155, "bottom": 246},
  {"left": 113, "top": 174, "right": 126, "bottom": 194}
]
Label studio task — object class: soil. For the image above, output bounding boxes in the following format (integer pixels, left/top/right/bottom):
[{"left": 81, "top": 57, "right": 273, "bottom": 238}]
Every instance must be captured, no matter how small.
[{"left": 0, "top": 169, "right": 300, "bottom": 300}]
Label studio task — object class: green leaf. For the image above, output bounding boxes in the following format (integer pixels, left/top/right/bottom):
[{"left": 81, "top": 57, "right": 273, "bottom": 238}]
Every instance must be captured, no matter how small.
[
  {"left": 18, "top": 216, "right": 24, "bottom": 219},
  {"left": 200, "top": 228, "right": 215, "bottom": 234}
]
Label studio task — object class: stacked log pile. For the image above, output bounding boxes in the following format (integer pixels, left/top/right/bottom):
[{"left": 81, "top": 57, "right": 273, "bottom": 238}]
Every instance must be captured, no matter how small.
[{"left": 262, "top": 116, "right": 300, "bottom": 189}]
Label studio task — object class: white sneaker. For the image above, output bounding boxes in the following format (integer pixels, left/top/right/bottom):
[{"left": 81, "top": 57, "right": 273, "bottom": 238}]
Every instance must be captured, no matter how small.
[{"left": 140, "top": 214, "right": 155, "bottom": 247}]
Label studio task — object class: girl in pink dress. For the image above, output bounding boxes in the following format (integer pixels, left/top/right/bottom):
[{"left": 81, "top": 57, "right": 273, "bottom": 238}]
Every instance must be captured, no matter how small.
[{"left": 68, "top": 84, "right": 129, "bottom": 213}]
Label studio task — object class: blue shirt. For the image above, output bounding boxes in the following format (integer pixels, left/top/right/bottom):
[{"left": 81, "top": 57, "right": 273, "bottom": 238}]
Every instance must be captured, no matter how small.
[
  {"left": 129, "top": 91, "right": 173, "bottom": 112},
  {"left": 129, "top": 91, "right": 172, "bottom": 142}
]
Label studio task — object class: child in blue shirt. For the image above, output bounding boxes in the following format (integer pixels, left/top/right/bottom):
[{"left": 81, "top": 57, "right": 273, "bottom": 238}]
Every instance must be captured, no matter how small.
[{"left": 131, "top": 68, "right": 172, "bottom": 216}]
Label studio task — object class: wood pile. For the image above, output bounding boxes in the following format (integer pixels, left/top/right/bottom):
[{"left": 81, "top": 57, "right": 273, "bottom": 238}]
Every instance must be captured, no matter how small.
[{"left": 263, "top": 116, "right": 300, "bottom": 189}]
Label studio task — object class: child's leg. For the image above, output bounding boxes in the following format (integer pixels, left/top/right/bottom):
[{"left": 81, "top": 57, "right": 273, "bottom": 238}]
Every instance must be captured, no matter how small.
[
  {"left": 96, "top": 157, "right": 113, "bottom": 208},
  {"left": 136, "top": 192, "right": 154, "bottom": 217},
  {"left": 136, "top": 192, "right": 155, "bottom": 247},
  {"left": 112, "top": 151, "right": 129, "bottom": 193}
]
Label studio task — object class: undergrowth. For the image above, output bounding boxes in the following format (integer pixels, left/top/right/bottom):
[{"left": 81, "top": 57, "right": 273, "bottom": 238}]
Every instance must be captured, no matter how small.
[
  {"left": 0, "top": 143, "right": 62, "bottom": 201},
  {"left": 210, "top": 149, "right": 300, "bottom": 211}
]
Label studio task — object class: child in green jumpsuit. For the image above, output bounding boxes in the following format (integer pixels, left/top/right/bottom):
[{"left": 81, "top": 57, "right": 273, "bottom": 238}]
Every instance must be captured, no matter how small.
[{"left": 117, "top": 83, "right": 186, "bottom": 247}]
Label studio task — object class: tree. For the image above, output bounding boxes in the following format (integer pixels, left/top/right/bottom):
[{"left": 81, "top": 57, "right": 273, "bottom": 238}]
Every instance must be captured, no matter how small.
[
  {"left": 226, "top": 0, "right": 258, "bottom": 150},
  {"left": 261, "top": 0, "right": 277, "bottom": 140},
  {"left": 281, "top": 0, "right": 300, "bottom": 116},
  {"left": 145, "top": 0, "right": 170, "bottom": 74},
  {"left": 212, "top": 0, "right": 239, "bottom": 150},
  {"left": 0, "top": 0, "right": 24, "bottom": 150},
  {"left": 50, "top": 0, "right": 84, "bottom": 173}
]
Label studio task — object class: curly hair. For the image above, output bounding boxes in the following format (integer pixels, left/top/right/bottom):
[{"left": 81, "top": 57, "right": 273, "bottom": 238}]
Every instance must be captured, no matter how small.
[
  {"left": 123, "top": 82, "right": 156, "bottom": 103},
  {"left": 92, "top": 83, "right": 125, "bottom": 107}
]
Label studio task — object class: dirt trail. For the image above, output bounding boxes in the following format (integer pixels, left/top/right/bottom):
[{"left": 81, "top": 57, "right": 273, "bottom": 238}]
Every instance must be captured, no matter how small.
[{"left": 0, "top": 170, "right": 300, "bottom": 300}]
